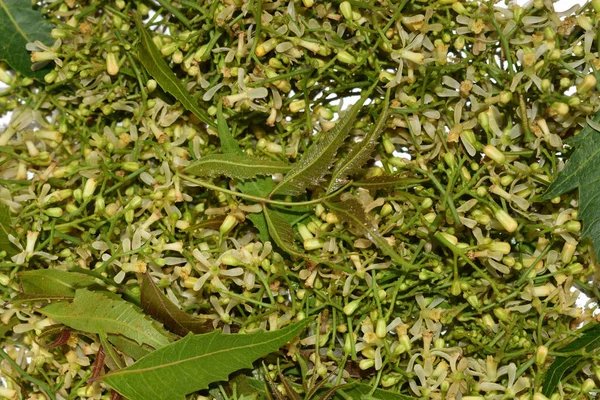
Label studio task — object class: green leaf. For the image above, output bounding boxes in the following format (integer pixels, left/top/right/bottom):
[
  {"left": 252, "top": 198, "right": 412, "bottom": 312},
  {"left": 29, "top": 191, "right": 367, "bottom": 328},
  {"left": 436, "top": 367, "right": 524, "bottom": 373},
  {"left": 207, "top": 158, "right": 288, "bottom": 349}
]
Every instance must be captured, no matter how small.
[
  {"left": 102, "top": 320, "right": 310, "bottom": 400},
  {"left": 107, "top": 334, "right": 153, "bottom": 361},
  {"left": 0, "top": 202, "right": 19, "bottom": 256},
  {"left": 263, "top": 204, "right": 303, "bottom": 257},
  {"left": 11, "top": 293, "right": 73, "bottom": 304},
  {"left": 0, "top": 0, "right": 53, "bottom": 79},
  {"left": 542, "top": 323, "right": 600, "bottom": 396},
  {"left": 272, "top": 84, "right": 376, "bottom": 196},
  {"left": 40, "top": 289, "right": 171, "bottom": 349},
  {"left": 540, "top": 111, "right": 600, "bottom": 260},
  {"left": 325, "top": 196, "right": 413, "bottom": 269},
  {"left": 140, "top": 272, "right": 212, "bottom": 337},
  {"left": 133, "top": 14, "right": 214, "bottom": 127},
  {"left": 328, "top": 89, "right": 391, "bottom": 193},
  {"left": 217, "top": 101, "right": 243, "bottom": 156},
  {"left": 18, "top": 269, "right": 98, "bottom": 297},
  {"left": 186, "top": 153, "right": 291, "bottom": 180},
  {"left": 352, "top": 175, "right": 428, "bottom": 190},
  {"left": 246, "top": 212, "right": 271, "bottom": 243},
  {"left": 336, "top": 383, "right": 417, "bottom": 400},
  {"left": 99, "top": 330, "right": 126, "bottom": 371}
]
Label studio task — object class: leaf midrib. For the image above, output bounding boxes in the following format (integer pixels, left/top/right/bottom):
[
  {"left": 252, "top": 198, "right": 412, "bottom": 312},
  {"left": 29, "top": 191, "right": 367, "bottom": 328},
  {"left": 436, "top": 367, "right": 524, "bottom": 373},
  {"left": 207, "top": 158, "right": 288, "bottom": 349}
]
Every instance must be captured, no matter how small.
[{"left": 0, "top": 1, "right": 32, "bottom": 43}]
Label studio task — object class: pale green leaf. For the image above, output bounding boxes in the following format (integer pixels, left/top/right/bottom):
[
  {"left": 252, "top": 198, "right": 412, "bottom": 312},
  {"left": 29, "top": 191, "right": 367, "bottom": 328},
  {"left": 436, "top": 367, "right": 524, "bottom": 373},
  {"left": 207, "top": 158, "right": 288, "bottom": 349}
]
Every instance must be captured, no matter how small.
[
  {"left": 272, "top": 84, "right": 376, "bottom": 196},
  {"left": 542, "top": 323, "right": 600, "bottom": 396},
  {"left": 325, "top": 196, "right": 414, "bottom": 269},
  {"left": 41, "top": 289, "right": 171, "bottom": 350},
  {"left": 141, "top": 272, "right": 212, "bottom": 337},
  {"left": 186, "top": 153, "right": 291, "bottom": 180},
  {"left": 133, "top": 14, "right": 213, "bottom": 127},
  {"left": 107, "top": 334, "right": 153, "bottom": 361},
  {"left": 18, "top": 269, "right": 98, "bottom": 297},
  {"left": 0, "top": 0, "right": 53, "bottom": 79},
  {"left": 99, "top": 330, "right": 126, "bottom": 371},
  {"left": 328, "top": 89, "right": 391, "bottom": 193},
  {"left": 0, "top": 202, "right": 19, "bottom": 256},
  {"left": 102, "top": 320, "right": 310, "bottom": 400},
  {"left": 263, "top": 204, "right": 303, "bottom": 257},
  {"left": 540, "top": 111, "right": 600, "bottom": 260}
]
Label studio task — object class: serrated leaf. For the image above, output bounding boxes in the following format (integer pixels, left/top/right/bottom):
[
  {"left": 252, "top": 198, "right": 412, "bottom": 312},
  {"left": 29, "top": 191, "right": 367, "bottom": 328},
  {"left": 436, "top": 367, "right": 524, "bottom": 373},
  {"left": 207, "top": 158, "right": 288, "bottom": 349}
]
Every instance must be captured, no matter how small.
[
  {"left": 99, "top": 330, "right": 126, "bottom": 371},
  {"left": 40, "top": 289, "right": 171, "bottom": 350},
  {"left": 186, "top": 153, "right": 291, "bottom": 180},
  {"left": 325, "top": 197, "right": 413, "bottom": 268},
  {"left": 141, "top": 272, "right": 212, "bottom": 337},
  {"left": 217, "top": 101, "right": 243, "bottom": 155},
  {"left": 0, "top": 202, "right": 19, "bottom": 256},
  {"left": 102, "top": 320, "right": 310, "bottom": 400},
  {"left": 542, "top": 323, "right": 600, "bottom": 396},
  {"left": 18, "top": 269, "right": 98, "bottom": 297},
  {"left": 263, "top": 204, "right": 303, "bottom": 257},
  {"left": 0, "top": 0, "right": 53, "bottom": 79},
  {"left": 246, "top": 212, "right": 270, "bottom": 243},
  {"left": 11, "top": 293, "right": 73, "bottom": 304},
  {"left": 272, "top": 84, "right": 376, "bottom": 196},
  {"left": 540, "top": 111, "right": 600, "bottom": 260},
  {"left": 133, "top": 14, "right": 213, "bottom": 127},
  {"left": 336, "top": 383, "right": 417, "bottom": 400},
  {"left": 328, "top": 89, "right": 391, "bottom": 193},
  {"left": 352, "top": 175, "right": 428, "bottom": 190}
]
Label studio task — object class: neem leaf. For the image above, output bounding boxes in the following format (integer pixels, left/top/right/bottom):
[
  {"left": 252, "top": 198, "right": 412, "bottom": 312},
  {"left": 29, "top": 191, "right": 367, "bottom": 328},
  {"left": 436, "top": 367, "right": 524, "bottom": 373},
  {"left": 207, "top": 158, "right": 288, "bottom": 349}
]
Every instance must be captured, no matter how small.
[
  {"left": 272, "top": 83, "right": 377, "bottom": 196},
  {"left": 540, "top": 111, "right": 600, "bottom": 260},
  {"left": 217, "top": 101, "right": 243, "bottom": 156},
  {"left": 141, "top": 273, "right": 212, "bottom": 337},
  {"left": 185, "top": 153, "right": 291, "bottom": 180},
  {"left": 0, "top": 202, "right": 19, "bottom": 256},
  {"left": 18, "top": 269, "right": 98, "bottom": 297},
  {"left": 325, "top": 196, "right": 413, "bottom": 268},
  {"left": 328, "top": 88, "right": 391, "bottom": 193},
  {"left": 542, "top": 323, "right": 600, "bottom": 396},
  {"left": 0, "top": 0, "right": 53, "bottom": 79},
  {"left": 41, "top": 289, "right": 171, "bottom": 350},
  {"left": 336, "top": 383, "right": 417, "bottom": 400},
  {"left": 107, "top": 334, "right": 153, "bottom": 361},
  {"left": 263, "top": 204, "right": 304, "bottom": 257},
  {"left": 133, "top": 14, "right": 214, "bottom": 127},
  {"left": 102, "top": 320, "right": 310, "bottom": 400}
]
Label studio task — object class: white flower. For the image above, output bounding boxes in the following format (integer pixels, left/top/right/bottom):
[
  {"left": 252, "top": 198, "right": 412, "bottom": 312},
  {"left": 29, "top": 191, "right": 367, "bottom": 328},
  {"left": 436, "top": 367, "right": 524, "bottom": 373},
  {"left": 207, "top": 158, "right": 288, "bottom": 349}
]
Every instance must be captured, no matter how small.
[{"left": 10, "top": 231, "right": 57, "bottom": 265}]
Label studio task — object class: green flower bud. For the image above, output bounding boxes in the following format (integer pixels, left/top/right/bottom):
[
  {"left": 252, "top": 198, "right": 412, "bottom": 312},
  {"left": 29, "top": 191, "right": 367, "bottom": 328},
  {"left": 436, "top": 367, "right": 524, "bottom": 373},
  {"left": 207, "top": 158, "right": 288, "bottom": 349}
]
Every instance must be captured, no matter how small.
[
  {"left": 343, "top": 300, "right": 361, "bottom": 315},
  {"left": 44, "top": 207, "right": 63, "bottom": 218}
]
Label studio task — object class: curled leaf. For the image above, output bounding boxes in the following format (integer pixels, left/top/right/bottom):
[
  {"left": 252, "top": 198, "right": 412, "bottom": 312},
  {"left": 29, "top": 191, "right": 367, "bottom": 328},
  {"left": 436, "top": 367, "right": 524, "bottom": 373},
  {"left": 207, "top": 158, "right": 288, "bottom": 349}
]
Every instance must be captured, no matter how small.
[
  {"left": 263, "top": 204, "right": 303, "bottom": 257},
  {"left": 18, "top": 269, "right": 98, "bottom": 297},
  {"left": 141, "top": 272, "right": 212, "bottom": 337}
]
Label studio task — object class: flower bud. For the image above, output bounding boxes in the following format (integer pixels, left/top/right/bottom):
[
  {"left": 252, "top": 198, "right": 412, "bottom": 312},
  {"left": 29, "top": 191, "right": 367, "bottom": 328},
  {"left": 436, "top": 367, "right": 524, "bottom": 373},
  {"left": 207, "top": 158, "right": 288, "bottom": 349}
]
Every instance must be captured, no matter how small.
[
  {"left": 536, "top": 345, "right": 548, "bottom": 365},
  {"left": 560, "top": 242, "right": 576, "bottom": 264},
  {"left": 494, "top": 208, "right": 518, "bottom": 233},
  {"left": 106, "top": 52, "right": 119, "bottom": 76},
  {"left": 82, "top": 178, "right": 97, "bottom": 201},
  {"left": 483, "top": 145, "right": 505, "bottom": 164},
  {"left": 289, "top": 99, "right": 306, "bottom": 113},
  {"left": 219, "top": 215, "right": 238, "bottom": 236},
  {"left": 376, "top": 318, "right": 387, "bottom": 338},
  {"left": 550, "top": 102, "right": 569, "bottom": 116},
  {"left": 44, "top": 207, "right": 63, "bottom": 218},
  {"left": 340, "top": 1, "right": 353, "bottom": 20},
  {"left": 582, "top": 378, "right": 595, "bottom": 393},
  {"left": 359, "top": 359, "right": 374, "bottom": 370},
  {"left": 255, "top": 38, "right": 279, "bottom": 57},
  {"left": 303, "top": 238, "right": 323, "bottom": 250},
  {"left": 577, "top": 74, "right": 597, "bottom": 94},
  {"left": 336, "top": 50, "right": 357, "bottom": 64},
  {"left": 343, "top": 300, "right": 361, "bottom": 315}
]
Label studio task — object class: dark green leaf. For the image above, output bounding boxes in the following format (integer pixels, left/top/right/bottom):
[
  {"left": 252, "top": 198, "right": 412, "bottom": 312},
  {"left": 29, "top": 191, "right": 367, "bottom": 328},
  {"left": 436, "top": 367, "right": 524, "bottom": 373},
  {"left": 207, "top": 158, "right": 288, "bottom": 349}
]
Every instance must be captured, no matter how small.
[
  {"left": 107, "top": 334, "right": 153, "bottom": 361},
  {"left": 18, "top": 269, "right": 98, "bottom": 297},
  {"left": 141, "top": 272, "right": 212, "bottom": 337},
  {"left": 328, "top": 89, "right": 391, "bottom": 193},
  {"left": 41, "top": 289, "right": 171, "bottom": 349},
  {"left": 186, "top": 153, "right": 291, "bottom": 180},
  {"left": 0, "top": 0, "right": 53, "bottom": 79},
  {"left": 0, "top": 316, "right": 17, "bottom": 338},
  {"left": 246, "top": 212, "right": 271, "bottom": 243},
  {"left": 540, "top": 111, "right": 600, "bottom": 260},
  {"left": 263, "top": 204, "right": 303, "bottom": 257},
  {"left": 133, "top": 14, "right": 214, "bottom": 127},
  {"left": 325, "top": 196, "right": 413, "bottom": 269},
  {"left": 542, "top": 323, "right": 600, "bottom": 396},
  {"left": 336, "top": 383, "right": 417, "bottom": 400},
  {"left": 272, "top": 84, "right": 376, "bottom": 196},
  {"left": 99, "top": 330, "right": 126, "bottom": 371},
  {"left": 102, "top": 320, "right": 310, "bottom": 400},
  {"left": 0, "top": 202, "right": 19, "bottom": 256}
]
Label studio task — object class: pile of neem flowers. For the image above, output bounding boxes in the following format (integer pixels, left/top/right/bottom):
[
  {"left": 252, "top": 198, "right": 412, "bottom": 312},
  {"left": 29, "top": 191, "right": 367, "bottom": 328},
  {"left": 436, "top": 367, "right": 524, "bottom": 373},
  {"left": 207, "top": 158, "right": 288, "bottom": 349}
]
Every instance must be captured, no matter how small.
[{"left": 1, "top": 0, "right": 600, "bottom": 399}]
